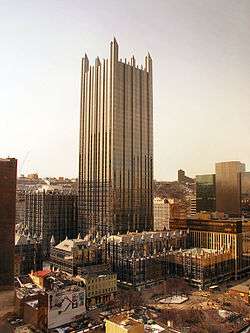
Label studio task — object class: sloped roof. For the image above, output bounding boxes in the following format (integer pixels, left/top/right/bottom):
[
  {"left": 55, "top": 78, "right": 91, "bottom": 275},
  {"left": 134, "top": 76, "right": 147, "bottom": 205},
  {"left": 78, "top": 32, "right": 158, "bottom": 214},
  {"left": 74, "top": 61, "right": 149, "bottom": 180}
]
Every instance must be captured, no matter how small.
[
  {"left": 33, "top": 269, "right": 51, "bottom": 278},
  {"left": 54, "top": 239, "right": 75, "bottom": 252}
]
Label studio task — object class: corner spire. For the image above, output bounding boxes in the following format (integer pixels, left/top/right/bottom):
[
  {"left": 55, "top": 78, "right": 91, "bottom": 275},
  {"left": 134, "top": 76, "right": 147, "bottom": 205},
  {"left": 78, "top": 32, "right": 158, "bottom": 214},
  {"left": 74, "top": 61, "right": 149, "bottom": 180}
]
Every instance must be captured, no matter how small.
[
  {"left": 131, "top": 55, "right": 136, "bottom": 67},
  {"left": 82, "top": 53, "right": 89, "bottom": 73},
  {"left": 145, "top": 52, "right": 152, "bottom": 73},
  {"left": 110, "top": 37, "right": 118, "bottom": 63},
  {"left": 95, "top": 56, "right": 101, "bottom": 67}
]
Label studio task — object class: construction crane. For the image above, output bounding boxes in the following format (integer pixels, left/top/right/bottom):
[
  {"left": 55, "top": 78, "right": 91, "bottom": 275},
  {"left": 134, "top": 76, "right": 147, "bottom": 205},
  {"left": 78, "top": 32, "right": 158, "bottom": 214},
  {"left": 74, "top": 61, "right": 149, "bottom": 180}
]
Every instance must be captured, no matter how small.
[{"left": 20, "top": 151, "right": 30, "bottom": 176}]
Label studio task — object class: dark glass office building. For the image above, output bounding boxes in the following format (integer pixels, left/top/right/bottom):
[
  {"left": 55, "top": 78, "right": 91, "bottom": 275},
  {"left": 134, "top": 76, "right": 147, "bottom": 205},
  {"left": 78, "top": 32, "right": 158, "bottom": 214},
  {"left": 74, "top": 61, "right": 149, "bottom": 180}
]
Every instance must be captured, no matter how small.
[
  {"left": 196, "top": 174, "right": 216, "bottom": 212},
  {"left": 78, "top": 39, "right": 153, "bottom": 236}
]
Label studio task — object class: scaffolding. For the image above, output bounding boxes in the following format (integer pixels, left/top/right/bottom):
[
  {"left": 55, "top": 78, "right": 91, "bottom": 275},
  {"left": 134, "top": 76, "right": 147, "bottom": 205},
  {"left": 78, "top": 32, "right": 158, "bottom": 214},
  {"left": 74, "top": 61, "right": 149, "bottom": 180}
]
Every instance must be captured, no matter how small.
[{"left": 166, "top": 248, "right": 234, "bottom": 289}]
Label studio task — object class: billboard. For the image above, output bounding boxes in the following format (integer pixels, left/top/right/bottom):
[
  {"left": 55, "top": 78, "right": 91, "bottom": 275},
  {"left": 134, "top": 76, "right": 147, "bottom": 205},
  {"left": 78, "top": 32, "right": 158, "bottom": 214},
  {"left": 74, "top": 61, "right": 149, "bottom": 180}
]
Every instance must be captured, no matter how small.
[{"left": 47, "top": 286, "right": 86, "bottom": 329}]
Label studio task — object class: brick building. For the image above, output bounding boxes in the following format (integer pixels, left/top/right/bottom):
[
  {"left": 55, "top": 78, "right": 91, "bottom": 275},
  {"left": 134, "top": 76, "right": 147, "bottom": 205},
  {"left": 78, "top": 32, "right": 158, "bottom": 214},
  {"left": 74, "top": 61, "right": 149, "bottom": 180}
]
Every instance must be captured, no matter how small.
[{"left": 0, "top": 158, "right": 17, "bottom": 287}]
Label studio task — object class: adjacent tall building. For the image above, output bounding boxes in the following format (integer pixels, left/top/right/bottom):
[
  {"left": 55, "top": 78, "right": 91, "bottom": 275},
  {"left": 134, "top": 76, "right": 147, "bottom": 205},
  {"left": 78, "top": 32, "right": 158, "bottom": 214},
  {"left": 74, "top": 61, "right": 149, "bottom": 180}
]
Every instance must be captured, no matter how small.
[
  {"left": 241, "top": 172, "right": 250, "bottom": 217},
  {"left": 0, "top": 158, "right": 17, "bottom": 287},
  {"left": 24, "top": 189, "right": 78, "bottom": 256},
  {"left": 196, "top": 161, "right": 250, "bottom": 217},
  {"left": 79, "top": 39, "right": 153, "bottom": 236},
  {"left": 216, "top": 161, "right": 245, "bottom": 216}
]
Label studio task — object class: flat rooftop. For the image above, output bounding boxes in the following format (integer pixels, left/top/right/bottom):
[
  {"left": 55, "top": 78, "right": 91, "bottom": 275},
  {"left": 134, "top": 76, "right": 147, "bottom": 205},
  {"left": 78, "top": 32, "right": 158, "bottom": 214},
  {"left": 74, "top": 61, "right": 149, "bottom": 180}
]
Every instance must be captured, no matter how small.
[{"left": 107, "top": 314, "right": 142, "bottom": 329}]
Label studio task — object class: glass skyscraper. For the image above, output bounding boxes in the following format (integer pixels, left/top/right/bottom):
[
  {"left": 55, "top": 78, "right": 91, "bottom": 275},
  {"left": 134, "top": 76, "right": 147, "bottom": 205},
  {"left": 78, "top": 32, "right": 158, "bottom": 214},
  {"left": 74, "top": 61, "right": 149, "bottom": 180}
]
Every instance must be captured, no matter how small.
[
  {"left": 196, "top": 174, "right": 216, "bottom": 212},
  {"left": 79, "top": 39, "right": 153, "bottom": 236},
  {"left": 241, "top": 171, "right": 250, "bottom": 217}
]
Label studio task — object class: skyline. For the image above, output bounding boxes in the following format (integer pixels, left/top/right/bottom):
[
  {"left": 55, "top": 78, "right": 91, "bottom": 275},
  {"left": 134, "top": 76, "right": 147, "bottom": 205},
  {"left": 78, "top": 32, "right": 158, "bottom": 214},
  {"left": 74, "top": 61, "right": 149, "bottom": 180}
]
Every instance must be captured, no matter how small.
[{"left": 1, "top": 0, "right": 250, "bottom": 180}]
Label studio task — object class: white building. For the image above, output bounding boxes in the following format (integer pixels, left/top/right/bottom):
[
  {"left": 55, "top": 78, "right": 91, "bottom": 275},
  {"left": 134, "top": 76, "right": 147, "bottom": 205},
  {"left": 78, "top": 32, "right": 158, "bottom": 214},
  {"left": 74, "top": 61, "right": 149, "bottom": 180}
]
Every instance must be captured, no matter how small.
[{"left": 153, "top": 197, "right": 170, "bottom": 231}]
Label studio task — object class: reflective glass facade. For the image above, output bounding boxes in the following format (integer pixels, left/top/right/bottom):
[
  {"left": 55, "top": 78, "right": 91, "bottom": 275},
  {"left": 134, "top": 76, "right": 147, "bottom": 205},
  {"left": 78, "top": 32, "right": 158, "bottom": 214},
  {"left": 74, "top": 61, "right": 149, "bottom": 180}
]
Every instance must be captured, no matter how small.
[
  {"left": 79, "top": 39, "right": 153, "bottom": 235},
  {"left": 196, "top": 174, "right": 216, "bottom": 212},
  {"left": 216, "top": 161, "right": 245, "bottom": 216},
  {"left": 241, "top": 172, "right": 250, "bottom": 217}
]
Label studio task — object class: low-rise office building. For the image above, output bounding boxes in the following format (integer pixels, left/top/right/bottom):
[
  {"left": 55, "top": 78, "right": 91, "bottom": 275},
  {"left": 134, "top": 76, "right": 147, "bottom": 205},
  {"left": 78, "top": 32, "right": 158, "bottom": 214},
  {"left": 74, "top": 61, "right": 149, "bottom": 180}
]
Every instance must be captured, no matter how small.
[
  {"left": 105, "top": 314, "right": 144, "bottom": 333},
  {"left": 77, "top": 270, "right": 117, "bottom": 307}
]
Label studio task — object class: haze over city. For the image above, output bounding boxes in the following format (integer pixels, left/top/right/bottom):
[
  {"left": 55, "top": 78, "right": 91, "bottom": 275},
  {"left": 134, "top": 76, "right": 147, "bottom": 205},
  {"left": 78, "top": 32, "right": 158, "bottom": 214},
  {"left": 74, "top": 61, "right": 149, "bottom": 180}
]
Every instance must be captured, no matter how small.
[{"left": 1, "top": 0, "right": 250, "bottom": 180}]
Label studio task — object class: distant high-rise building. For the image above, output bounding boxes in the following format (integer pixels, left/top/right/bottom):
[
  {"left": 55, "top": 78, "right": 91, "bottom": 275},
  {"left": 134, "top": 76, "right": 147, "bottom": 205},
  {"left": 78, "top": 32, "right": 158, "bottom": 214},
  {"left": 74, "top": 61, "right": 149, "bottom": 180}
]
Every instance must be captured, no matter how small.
[
  {"left": 240, "top": 172, "right": 250, "bottom": 217},
  {"left": 216, "top": 161, "right": 245, "bottom": 216},
  {"left": 196, "top": 174, "right": 216, "bottom": 212},
  {"left": 178, "top": 169, "right": 185, "bottom": 183},
  {"left": 79, "top": 39, "right": 153, "bottom": 236},
  {"left": 0, "top": 158, "right": 17, "bottom": 287},
  {"left": 178, "top": 169, "right": 194, "bottom": 184}
]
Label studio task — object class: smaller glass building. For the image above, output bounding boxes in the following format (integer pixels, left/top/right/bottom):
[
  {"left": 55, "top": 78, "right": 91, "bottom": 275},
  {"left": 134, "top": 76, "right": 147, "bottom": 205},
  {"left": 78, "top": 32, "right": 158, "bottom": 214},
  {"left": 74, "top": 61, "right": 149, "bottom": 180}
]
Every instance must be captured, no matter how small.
[
  {"left": 241, "top": 172, "right": 250, "bottom": 217},
  {"left": 196, "top": 174, "right": 216, "bottom": 212}
]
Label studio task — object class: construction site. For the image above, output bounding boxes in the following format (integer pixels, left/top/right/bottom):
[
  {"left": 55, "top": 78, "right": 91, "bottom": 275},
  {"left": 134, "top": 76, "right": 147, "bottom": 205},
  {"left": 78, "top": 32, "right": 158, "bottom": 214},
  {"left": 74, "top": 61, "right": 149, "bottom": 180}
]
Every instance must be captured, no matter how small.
[
  {"left": 106, "top": 230, "right": 188, "bottom": 288},
  {"left": 165, "top": 248, "right": 235, "bottom": 289}
]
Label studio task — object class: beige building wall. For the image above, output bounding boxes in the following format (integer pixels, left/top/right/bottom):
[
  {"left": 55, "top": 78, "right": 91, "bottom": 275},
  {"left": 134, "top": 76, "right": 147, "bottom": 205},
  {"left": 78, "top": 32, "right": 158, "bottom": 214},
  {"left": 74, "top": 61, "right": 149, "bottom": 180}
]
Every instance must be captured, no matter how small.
[
  {"left": 80, "top": 273, "right": 117, "bottom": 306},
  {"left": 105, "top": 316, "right": 144, "bottom": 333},
  {"left": 153, "top": 197, "right": 170, "bottom": 230}
]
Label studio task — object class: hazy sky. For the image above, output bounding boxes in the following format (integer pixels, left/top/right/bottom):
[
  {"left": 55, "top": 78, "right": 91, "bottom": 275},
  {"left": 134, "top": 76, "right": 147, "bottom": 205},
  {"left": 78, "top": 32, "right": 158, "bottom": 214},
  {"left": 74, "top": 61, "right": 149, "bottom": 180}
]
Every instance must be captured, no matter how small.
[{"left": 1, "top": 0, "right": 250, "bottom": 180}]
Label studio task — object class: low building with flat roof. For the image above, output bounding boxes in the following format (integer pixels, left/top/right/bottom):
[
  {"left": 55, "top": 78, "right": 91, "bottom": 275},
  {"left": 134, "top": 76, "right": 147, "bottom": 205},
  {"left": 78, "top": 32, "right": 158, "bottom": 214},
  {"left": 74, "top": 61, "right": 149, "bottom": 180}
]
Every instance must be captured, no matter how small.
[{"left": 105, "top": 314, "right": 144, "bottom": 333}]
